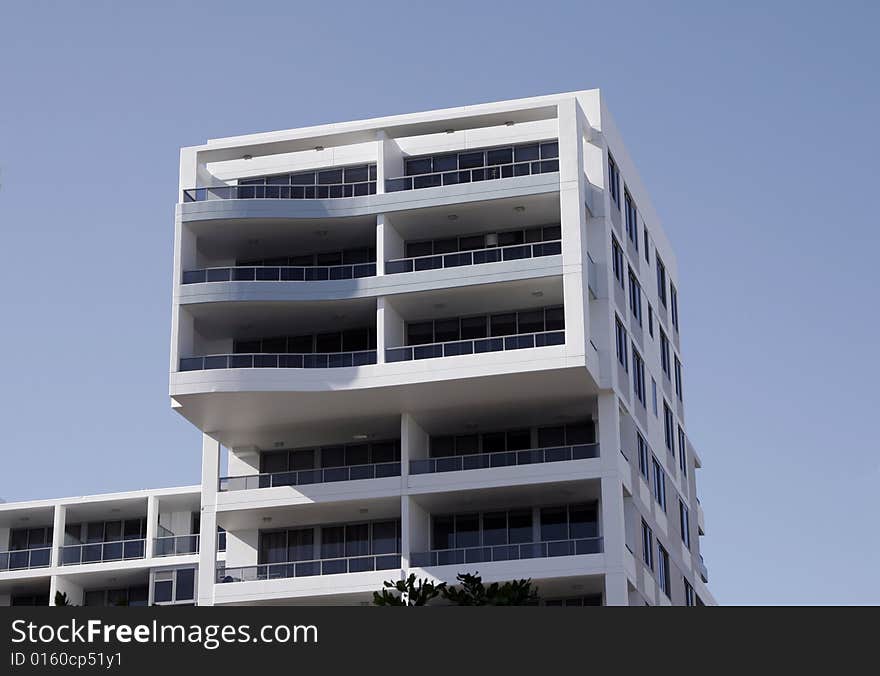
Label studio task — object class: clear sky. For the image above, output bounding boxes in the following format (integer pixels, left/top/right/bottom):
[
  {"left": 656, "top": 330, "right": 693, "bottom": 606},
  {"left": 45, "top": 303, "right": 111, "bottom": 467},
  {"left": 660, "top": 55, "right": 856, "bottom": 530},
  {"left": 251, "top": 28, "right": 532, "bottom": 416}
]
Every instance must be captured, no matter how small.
[{"left": 1, "top": 1, "right": 877, "bottom": 605}]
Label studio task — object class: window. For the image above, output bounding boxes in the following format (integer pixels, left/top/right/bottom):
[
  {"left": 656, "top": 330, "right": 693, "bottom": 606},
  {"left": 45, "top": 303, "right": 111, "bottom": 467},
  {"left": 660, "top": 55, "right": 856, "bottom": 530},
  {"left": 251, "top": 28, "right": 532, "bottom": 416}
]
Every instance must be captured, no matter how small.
[
  {"left": 615, "top": 317, "right": 628, "bottom": 372},
  {"left": 643, "top": 227, "right": 650, "bottom": 262},
  {"left": 632, "top": 347, "right": 646, "bottom": 406},
  {"left": 658, "top": 545, "right": 670, "bottom": 597},
  {"left": 152, "top": 568, "right": 196, "bottom": 605},
  {"left": 660, "top": 329, "right": 670, "bottom": 377},
  {"left": 608, "top": 152, "right": 620, "bottom": 207},
  {"left": 674, "top": 356, "right": 683, "bottom": 400},
  {"left": 679, "top": 499, "right": 691, "bottom": 548},
  {"left": 651, "top": 378, "right": 658, "bottom": 416},
  {"left": 624, "top": 189, "right": 638, "bottom": 247},
  {"left": 684, "top": 579, "right": 696, "bottom": 606},
  {"left": 657, "top": 257, "right": 667, "bottom": 307},
  {"left": 652, "top": 457, "right": 667, "bottom": 511},
  {"left": 670, "top": 283, "right": 679, "bottom": 331},
  {"left": 663, "top": 401, "right": 675, "bottom": 454},
  {"left": 678, "top": 426, "right": 688, "bottom": 477},
  {"left": 648, "top": 304, "right": 654, "bottom": 338},
  {"left": 628, "top": 267, "right": 642, "bottom": 325},
  {"left": 612, "top": 237, "right": 624, "bottom": 288},
  {"left": 637, "top": 433, "right": 649, "bottom": 480},
  {"left": 641, "top": 520, "right": 654, "bottom": 570}
]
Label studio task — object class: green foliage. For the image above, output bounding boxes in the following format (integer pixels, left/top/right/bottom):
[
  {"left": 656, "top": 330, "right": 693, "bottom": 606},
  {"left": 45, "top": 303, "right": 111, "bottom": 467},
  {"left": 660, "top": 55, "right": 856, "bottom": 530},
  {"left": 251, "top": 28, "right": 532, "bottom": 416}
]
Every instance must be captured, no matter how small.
[
  {"left": 54, "top": 591, "right": 75, "bottom": 607},
  {"left": 373, "top": 573, "right": 446, "bottom": 606},
  {"left": 442, "top": 573, "right": 538, "bottom": 606},
  {"left": 373, "top": 572, "right": 538, "bottom": 606}
]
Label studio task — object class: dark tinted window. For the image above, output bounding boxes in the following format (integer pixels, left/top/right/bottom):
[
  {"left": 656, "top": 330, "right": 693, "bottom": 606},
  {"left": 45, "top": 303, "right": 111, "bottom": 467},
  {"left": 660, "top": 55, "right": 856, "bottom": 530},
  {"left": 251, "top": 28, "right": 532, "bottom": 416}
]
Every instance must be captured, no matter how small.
[{"left": 175, "top": 569, "right": 195, "bottom": 601}]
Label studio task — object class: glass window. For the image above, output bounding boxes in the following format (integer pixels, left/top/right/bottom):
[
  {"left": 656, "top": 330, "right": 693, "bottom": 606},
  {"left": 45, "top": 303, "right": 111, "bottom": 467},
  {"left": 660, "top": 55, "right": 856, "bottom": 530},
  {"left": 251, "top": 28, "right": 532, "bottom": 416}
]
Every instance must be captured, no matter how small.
[
  {"left": 460, "top": 315, "right": 488, "bottom": 340},
  {"left": 104, "top": 521, "right": 122, "bottom": 542},
  {"left": 545, "top": 307, "right": 565, "bottom": 331},
  {"left": 262, "top": 451, "right": 288, "bottom": 473},
  {"left": 343, "top": 328, "right": 369, "bottom": 352},
  {"left": 129, "top": 585, "right": 148, "bottom": 607},
  {"left": 407, "top": 321, "right": 434, "bottom": 346},
  {"left": 260, "top": 531, "right": 287, "bottom": 564},
  {"left": 345, "top": 444, "right": 369, "bottom": 466},
  {"left": 320, "top": 446, "right": 345, "bottom": 468},
  {"left": 261, "top": 336, "right": 287, "bottom": 353},
  {"left": 321, "top": 526, "right": 345, "bottom": 559},
  {"left": 86, "top": 523, "right": 104, "bottom": 543},
  {"left": 458, "top": 234, "right": 485, "bottom": 251},
  {"left": 490, "top": 313, "right": 517, "bottom": 336},
  {"left": 372, "top": 521, "right": 399, "bottom": 555},
  {"left": 454, "top": 434, "right": 479, "bottom": 455},
  {"left": 497, "top": 230, "right": 524, "bottom": 247},
  {"left": 405, "top": 158, "right": 433, "bottom": 176},
  {"left": 266, "top": 174, "right": 290, "bottom": 186},
  {"left": 152, "top": 580, "right": 172, "bottom": 604},
  {"left": 432, "top": 516, "right": 454, "bottom": 550},
  {"left": 288, "top": 529, "right": 314, "bottom": 561},
  {"left": 540, "top": 507, "right": 568, "bottom": 541},
  {"left": 316, "top": 251, "right": 343, "bottom": 266},
  {"left": 434, "top": 318, "right": 460, "bottom": 343},
  {"left": 175, "top": 569, "right": 195, "bottom": 601},
  {"left": 568, "top": 504, "right": 597, "bottom": 539},
  {"left": 433, "top": 154, "right": 458, "bottom": 172},
  {"left": 406, "top": 240, "right": 433, "bottom": 258},
  {"left": 542, "top": 224, "right": 562, "bottom": 241},
  {"left": 517, "top": 310, "right": 545, "bottom": 334},
  {"left": 507, "top": 429, "right": 531, "bottom": 451},
  {"left": 291, "top": 171, "right": 316, "bottom": 185},
  {"left": 315, "top": 332, "right": 342, "bottom": 353},
  {"left": 434, "top": 237, "right": 458, "bottom": 254},
  {"left": 458, "top": 152, "right": 484, "bottom": 169},
  {"left": 565, "top": 422, "right": 594, "bottom": 445},
  {"left": 430, "top": 436, "right": 455, "bottom": 458},
  {"left": 9, "top": 529, "right": 28, "bottom": 550},
  {"left": 483, "top": 512, "right": 508, "bottom": 546},
  {"left": 345, "top": 524, "right": 370, "bottom": 557},
  {"left": 514, "top": 144, "right": 539, "bottom": 162},
  {"left": 343, "top": 165, "right": 369, "bottom": 183},
  {"left": 486, "top": 148, "right": 513, "bottom": 166},
  {"left": 481, "top": 432, "right": 506, "bottom": 453},
  {"left": 540, "top": 141, "right": 559, "bottom": 159},
  {"left": 455, "top": 514, "right": 480, "bottom": 548},
  {"left": 288, "top": 335, "right": 313, "bottom": 353},
  {"left": 370, "top": 441, "right": 398, "bottom": 464},
  {"left": 84, "top": 590, "right": 105, "bottom": 607},
  {"left": 317, "top": 169, "right": 343, "bottom": 185},
  {"left": 538, "top": 425, "right": 565, "bottom": 447},
  {"left": 508, "top": 510, "right": 533, "bottom": 544}
]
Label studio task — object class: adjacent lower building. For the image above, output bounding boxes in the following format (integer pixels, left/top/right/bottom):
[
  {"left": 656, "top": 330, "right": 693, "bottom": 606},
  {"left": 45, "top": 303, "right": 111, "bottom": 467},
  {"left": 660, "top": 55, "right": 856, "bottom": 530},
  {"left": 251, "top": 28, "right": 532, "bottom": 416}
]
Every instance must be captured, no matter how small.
[{"left": 1, "top": 90, "right": 714, "bottom": 606}]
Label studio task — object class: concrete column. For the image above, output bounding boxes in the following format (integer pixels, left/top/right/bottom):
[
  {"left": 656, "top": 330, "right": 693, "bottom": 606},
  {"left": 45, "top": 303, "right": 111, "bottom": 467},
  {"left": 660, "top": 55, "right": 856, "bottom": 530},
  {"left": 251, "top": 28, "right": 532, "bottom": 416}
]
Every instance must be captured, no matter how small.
[
  {"left": 145, "top": 495, "right": 158, "bottom": 559},
  {"left": 597, "top": 392, "right": 630, "bottom": 605},
  {"left": 197, "top": 433, "right": 221, "bottom": 606},
  {"left": 377, "top": 213, "right": 404, "bottom": 275},
  {"left": 50, "top": 504, "right": 66, "bottom": 568},
  {"left": 375, "top": 130, "right": 403, "bottom": 195},
  {"left": 377, "top": 297, "right": 403, "bottom": 364}
]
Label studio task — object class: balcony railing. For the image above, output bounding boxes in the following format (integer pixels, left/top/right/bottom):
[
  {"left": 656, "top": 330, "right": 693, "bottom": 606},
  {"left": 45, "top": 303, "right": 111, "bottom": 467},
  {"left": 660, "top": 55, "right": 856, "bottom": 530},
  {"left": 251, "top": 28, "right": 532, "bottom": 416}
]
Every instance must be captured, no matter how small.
[
  {"left": 217, "top": 553, "right": 401, "bottom": 583},
  {"left": 411, "top": 537, "right": 603, "bottom": 567},
  {"left": 0, "top": 547, "right": 51, "bottom": 571},
  {"left": 219, "top": 461, "right": 401, "bottom": 491},
  {"left": 386, "top": 330, "right": 564, "bottom": 363},
  {"left": 182, "top": 263, "right": 376, "bottom": 284},
  {"left": 410, "top": 443, "right": 599, "bottom": 475},
  {"left": 698, "top": 555, "right": 708, "bottom": 583},
  {"left": 385, "top": 240, "right": 561, "bottom": 275},
  {"left": 60, "top": 539, "right": 146, "bottom": 566},
  {"left": 182, "top": 181, "right": 376, "bottom": 202},
  {"left": 385, "top": 159, "right": 559, "bottom": 192},
  {"left": 154, "top": 534, "right": 200, "bottom": 557},
  {"left": 179, "top": 350, "right": 377, "bottom": 372}
]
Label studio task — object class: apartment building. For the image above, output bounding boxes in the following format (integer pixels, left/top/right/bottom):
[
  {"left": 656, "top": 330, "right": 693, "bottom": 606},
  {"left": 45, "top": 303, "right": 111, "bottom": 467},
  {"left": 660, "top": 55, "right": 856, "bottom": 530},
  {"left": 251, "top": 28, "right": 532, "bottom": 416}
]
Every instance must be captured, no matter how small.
[{"left": 0, "top": 90, "right": 714, "bottom": 606}]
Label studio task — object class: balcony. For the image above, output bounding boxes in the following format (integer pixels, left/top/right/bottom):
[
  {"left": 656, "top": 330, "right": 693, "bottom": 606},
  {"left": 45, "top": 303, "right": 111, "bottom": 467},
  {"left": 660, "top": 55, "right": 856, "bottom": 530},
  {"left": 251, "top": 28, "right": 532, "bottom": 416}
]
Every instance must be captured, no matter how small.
[
  {"left": 182, "top": 262, "right": 376, "bottom": 285},
  {"left": 154, "top": 534, "right": 199, "bottom": 557},
  {"left": 386, "top": 330, "right": 564, "bottom": 363},
  {"left": 182, "top": 163, "right": 377, "bottom": 202},
  {"left": 0, "top": 547, "right": 51, "bottom": 571},
  {"left": 410, "top": 443, "right": 598, "bottom": 475},
  {"left": 385, "top": 141, "right": 559, "bottom": 193},
  {"left": 217, "top": 553, "right": 401, "bottom": 583},
  {"left": 385, "top": 240, "right": 560, "bottom": 275},
  {"left": 219, "top": 461, "right": 401, "bottom": 491},
  {"left": 60, "top": 539, "right": 146, "bottom": 566},
  {"left": 180, "top": 349, "right": 377, "bottom": 372},
  {"left": 411, "top": 537, "right": 603, "bottom": 567}
]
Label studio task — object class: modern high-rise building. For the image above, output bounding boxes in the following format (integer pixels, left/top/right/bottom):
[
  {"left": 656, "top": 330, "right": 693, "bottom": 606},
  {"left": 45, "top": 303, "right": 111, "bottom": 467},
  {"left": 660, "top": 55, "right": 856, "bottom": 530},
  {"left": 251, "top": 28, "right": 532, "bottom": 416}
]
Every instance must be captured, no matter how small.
[{"left": 0, "top": 90, "right": 714, "bottom": 607}]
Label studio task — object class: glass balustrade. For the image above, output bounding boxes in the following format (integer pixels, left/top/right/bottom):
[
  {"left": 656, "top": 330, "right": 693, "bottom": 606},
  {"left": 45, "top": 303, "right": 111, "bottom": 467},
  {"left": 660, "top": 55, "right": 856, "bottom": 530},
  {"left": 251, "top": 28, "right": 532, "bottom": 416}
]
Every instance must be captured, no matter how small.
[
  {"left": 411, "top": 537, "right": 603, "bottom": 567},
  {"left": 60, "top": 539, "right": 146, "bottom": 566},
  {"left": 385, "top": 240, "right": 560, "bottom": 275},
  {"left": 217, "top": 553, "right": 401, "bottom": 583},
  {"left": 385, "top": 330, "right": 564, "bottom": 363},
  {"left": 409, "top": 443, "right": 598, "bottom": 475},
  {"left": 179, "top": 350, "right": 377, "bottom": 372},
  {"left": 0, "top": 547, "right": 51, "bottom": 571}
]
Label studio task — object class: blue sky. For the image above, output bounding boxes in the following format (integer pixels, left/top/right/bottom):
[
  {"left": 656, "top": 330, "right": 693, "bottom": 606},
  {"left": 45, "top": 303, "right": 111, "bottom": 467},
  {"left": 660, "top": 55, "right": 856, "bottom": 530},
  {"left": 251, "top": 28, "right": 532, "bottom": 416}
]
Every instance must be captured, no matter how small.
[{"left": 1, "top": 1, "right": 877, "bottom": 605}]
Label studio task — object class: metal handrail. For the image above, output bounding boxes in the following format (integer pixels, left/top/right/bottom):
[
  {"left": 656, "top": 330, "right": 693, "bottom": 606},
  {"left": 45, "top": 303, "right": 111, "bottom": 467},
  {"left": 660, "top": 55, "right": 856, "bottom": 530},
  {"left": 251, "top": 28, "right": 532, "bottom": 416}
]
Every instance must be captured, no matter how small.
[
  {"left": 385, "top": 240, "right": 561, "bottom": 274},
  {"left": 385, "top": 158, "right": 559, "bottom": 192},
  {"left": 154, "top": 534, "right": 200, "bottom": 557},
  {"left": 179, "top": 350, "right": 377, "bottom": 372},
  {"left": 217, "top": 553, "right": 402, "bottom": 583},
  {"left": 60, "top": 539, "right": 146, "bottom": 566},
  {"left": 411, "top": 537, "right": 604, "bottom": 567},
  {"left": 410, "top": 443, "right": 599, "bottom": 475},
  {"left": 385, "top": 330, "right": 564, "bottom": 363},
  {"left": 219, "top": 461, "right": 402, "bottom": 491},
  {"left": 0, "top": 547, "right": 52, "bottom": 571},
  {"left": 182, "top": 262, "right": 376, "bottom": 284},
  {"left": 182, "top": 181, "right": 376, "bottom": 202}
]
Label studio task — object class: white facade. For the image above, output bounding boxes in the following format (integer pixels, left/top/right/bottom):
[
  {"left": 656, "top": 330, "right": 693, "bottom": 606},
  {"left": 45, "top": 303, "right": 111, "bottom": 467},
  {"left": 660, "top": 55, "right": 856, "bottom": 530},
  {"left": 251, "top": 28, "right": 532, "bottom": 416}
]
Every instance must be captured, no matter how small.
[{"left": 1, "top": 90, "right": 714, "bottom": 606}]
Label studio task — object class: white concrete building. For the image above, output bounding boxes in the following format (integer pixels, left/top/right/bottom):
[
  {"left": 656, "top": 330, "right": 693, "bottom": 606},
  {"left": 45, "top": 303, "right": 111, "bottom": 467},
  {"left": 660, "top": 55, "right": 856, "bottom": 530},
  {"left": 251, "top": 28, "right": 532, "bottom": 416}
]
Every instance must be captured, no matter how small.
[{"left": 1, "top": 90, "right": 714, "bottom": 606}]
